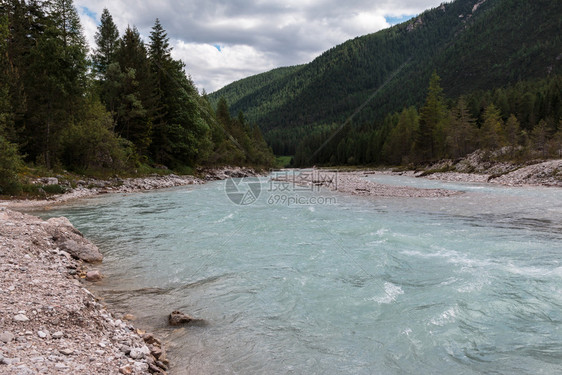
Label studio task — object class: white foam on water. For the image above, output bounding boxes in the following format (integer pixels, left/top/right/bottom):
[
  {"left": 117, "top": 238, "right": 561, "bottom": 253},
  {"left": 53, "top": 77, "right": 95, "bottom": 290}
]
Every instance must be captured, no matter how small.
[
  {"left": 429, "top": 305, "right": 458, "bottom": 326},
  {"left": 367, "top": 282, "right": 404, "bottom": 304},
  {"left": 216, "top": 213, "right": 234, "bottom": 223}
]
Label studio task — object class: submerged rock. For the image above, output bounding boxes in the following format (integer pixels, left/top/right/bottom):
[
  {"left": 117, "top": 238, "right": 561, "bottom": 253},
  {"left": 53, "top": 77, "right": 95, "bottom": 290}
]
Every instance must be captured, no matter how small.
[
  {"left": 168, "top": 311, "right": 193, "bottom": 325},
  {"left": 168, "top": 310, "right": 205, "bottom": 326}
]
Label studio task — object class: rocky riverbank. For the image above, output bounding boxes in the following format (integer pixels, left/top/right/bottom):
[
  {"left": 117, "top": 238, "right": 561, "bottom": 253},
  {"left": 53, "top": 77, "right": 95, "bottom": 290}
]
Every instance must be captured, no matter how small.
[
  {"left": 0, "top": 166, "right": 261, "bottom": 374},
  {"left": 395, "top": 151, "right": 562, "bottom": 187},
  {"left": 1, "top": 166, "right": 260, "bottom": 210},
  {"left": 0, "top": 208, "right": 169, "bottom": 374}
]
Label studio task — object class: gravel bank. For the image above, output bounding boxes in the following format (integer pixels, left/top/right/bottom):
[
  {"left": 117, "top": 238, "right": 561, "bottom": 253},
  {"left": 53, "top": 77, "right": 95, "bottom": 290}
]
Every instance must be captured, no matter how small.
[
  {"left": 0, "top": 208, "right": 168, "bottom": 374},
  {"left": 272, "top": 170, "right": 460, "bottom": 198}
]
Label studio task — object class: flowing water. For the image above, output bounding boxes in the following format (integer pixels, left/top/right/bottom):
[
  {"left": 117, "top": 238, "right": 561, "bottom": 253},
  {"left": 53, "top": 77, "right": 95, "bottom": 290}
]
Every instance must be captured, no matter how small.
[{"left": 40, "top": 174, "right": 562, "bottom": 374}]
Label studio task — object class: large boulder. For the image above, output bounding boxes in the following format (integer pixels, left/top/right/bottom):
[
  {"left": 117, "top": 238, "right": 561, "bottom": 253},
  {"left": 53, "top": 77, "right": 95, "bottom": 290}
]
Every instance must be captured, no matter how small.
[{"left": 42, "top": 217, "right": 103, "bottom": 263}]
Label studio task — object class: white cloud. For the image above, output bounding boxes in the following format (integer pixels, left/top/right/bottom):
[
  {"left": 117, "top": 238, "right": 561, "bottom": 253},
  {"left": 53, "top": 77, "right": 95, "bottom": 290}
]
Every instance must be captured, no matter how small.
[{"left": 75, "top": 0, "right": 444, "bottom": 92}]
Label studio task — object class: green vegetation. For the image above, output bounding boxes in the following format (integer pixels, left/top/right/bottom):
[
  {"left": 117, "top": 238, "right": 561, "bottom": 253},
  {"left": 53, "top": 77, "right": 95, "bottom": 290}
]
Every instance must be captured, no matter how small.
[
  {"left": 209, "top": 0, "right": 562, "bottom": 158},
  {"left": 275, "top": 156, "right": 294, "bottom": 169},
  {"left": 0, "top": 1, "right": 274, "bottom": 196},
  {"left": 293, "top": 73, "right": 562, "bottom": 167}
]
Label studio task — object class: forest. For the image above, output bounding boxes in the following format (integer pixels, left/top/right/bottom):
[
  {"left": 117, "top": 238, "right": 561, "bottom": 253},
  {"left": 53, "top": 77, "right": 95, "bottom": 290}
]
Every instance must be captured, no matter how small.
[
  {"left": 0, "top": 0, "right": 274, "bottom": 195},
  {"left": 209, "top": 0, "right": 562, "bottom": 158},
  {"left": 292, "top": 73, "right": 562, "bottom": 167}
]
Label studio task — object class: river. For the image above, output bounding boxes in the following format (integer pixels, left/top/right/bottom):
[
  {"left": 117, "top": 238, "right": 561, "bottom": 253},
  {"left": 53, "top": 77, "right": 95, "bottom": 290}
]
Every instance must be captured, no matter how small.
[{"left": 40, "top": 173, "right": 562, "bottom": 374}]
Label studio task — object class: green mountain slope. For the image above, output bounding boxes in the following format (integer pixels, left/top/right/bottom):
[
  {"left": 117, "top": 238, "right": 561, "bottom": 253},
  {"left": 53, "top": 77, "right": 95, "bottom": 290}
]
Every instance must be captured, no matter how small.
[{"left": 209, "top": 0, "right": 562, "bottom": 155}]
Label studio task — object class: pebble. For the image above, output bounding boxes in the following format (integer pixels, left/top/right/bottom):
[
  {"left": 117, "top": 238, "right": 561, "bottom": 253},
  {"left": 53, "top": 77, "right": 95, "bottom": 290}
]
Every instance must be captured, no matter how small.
[
  {"left": 52, "top": 331, "right": 64, "bottom": 339},
  {"left": 37, "top": 331, "right": 47, "bottom": 339},
  {"left": 120, "top": 346, "right": 132, "bottom": 354},
  {"left": 16, "top": 365, "right": 33, "bottom": 375},
  {"left": 13, "top": 314, "right": 29, "bottom": 322},
  {"left": 3, "top": 357, "right": 21, "bottom": 365},
  {"left": 59, "top": 348, "right": 73, "bottom": 356},
  {"left": 0, "top": 331, "right": 15, "bottom": 343},
  {"left": 129, "top": 348, "right": 145, "bottom": 360}
]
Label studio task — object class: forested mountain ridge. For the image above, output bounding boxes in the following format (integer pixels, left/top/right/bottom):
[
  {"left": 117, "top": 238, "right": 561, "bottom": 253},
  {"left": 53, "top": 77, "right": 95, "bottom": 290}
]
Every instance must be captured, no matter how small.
[{"left": 209, "top": 0, "right": 562, "bottom": 156}]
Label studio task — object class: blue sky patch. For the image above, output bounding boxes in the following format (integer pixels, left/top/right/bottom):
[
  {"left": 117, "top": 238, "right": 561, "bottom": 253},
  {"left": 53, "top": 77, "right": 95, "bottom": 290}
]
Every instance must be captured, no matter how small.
[
  {"left": 385, "top": 14, "right": 415, "bottom": 25},
  {"left": 213, "top": 44, "right": 222, "bottom": 52},
  {"left": 81, "top": 6, "right": 97, "bottom": 21}
]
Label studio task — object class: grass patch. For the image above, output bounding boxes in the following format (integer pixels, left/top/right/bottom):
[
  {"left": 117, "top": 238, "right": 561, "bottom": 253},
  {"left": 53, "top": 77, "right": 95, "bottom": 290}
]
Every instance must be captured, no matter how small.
[{"left": 275, "top": 156, "right": 293, "bottom": 169}]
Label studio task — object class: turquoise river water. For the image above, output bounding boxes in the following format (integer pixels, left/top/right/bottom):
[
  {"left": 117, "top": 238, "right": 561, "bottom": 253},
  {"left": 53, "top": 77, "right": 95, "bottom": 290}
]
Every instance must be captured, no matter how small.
[{"left": 40, "top": 174, "right": 562, "bottom": 374}]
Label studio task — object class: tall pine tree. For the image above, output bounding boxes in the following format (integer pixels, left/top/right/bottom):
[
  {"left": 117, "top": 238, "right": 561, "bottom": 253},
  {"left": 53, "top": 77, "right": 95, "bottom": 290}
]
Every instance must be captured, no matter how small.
[
  {"left": 92, "top": 8, "right": 119, "bottom": 79},
  {"left": 414, "top": 72, "right": 447, "bottom": 161}
]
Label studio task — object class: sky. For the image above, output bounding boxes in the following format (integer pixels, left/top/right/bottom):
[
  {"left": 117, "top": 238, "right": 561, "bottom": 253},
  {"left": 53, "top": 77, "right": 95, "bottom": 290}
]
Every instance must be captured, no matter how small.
[{"left": 76, "top": 0, "right": 445, "bottom": 93}]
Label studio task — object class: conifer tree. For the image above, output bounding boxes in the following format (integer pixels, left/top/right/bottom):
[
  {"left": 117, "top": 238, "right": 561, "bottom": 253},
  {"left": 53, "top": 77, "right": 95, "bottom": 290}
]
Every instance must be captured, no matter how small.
[
  {"left": 415, "top": 72, "right": 447, "bottom": 161},
  {"left": 147, "top": 18, "right": 210, "bottom": 167},
  {"left": 480, "top": 104, "right": 505, "bottom": 150},
  {"left": 446, "top": 98, "right": 477, "bottom": 158},
  {"left": 504, "top": 114, "right": 521, "bottom": 155},
  {"left": 93, "top": 8, "right": 119, "bottom": 79}
]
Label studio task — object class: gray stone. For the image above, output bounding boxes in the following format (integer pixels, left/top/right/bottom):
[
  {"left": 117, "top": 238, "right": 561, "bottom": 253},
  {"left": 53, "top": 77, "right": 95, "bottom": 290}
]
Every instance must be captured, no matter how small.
[
  {"left": 119, "top": 345, "right": 131, "bottom": 355},
  {"left": 41, "top": 177, "right": 59, "bottom": 185},
  {"left": 43, "top": 217, "right": 103, "bottom": 263},
  {"left": 37, "top": 331, "right": 47, "bottom": 339},
  {"left": 59, "top": 348, "right": 73, "bottom": 356},
  {"left": 13, "top": 314, "right": 29, "bottom": 322},
  {"left": 133, "top": 362, "right": 149, "bottom": 373},
  {"left": 3, "top": 357, "right": 20, "bottom": 365},
  {"left": 0, "top": 331, "right": 15, "bottom": 343},
  {"left": 129, "top": 348, "right": 145, "bottom": 360},
  {"left": 59, "top": 240, "right": 103, "bottom": 263},
  {"left": 52, "top": 332, "right": 64, "bottom": 339},
  {"left": 16, "top": 365, "right": 33, "bottom": 375}
]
